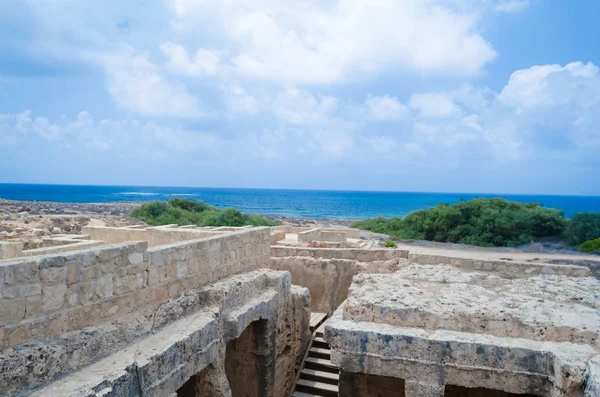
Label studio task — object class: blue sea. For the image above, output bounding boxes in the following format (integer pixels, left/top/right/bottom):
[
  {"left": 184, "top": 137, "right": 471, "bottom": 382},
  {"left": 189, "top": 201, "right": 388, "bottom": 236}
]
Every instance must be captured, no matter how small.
[{"left": 1, "top": 184, "right": 599, "bottom": 219}]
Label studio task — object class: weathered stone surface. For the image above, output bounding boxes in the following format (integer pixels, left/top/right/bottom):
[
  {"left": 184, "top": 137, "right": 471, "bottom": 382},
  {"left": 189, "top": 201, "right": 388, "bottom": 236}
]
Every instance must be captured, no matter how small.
[
  {"left": 20, "top": 270, "right": 308, "bottom": 397},
  {"left": 127, "top": 252, "right": 144, "bottom": 264},
  {"left": 269, "top": 256, "right": 407, "bottom": 313},
  {"left": 325, "top": 265, "right": 600, "bottom": 396},
  {"left": 40, "top": 266, "right": 66, "bottom": 284},
  {"left": 42, "top": 283, "right": 67, "bottom": 312}
]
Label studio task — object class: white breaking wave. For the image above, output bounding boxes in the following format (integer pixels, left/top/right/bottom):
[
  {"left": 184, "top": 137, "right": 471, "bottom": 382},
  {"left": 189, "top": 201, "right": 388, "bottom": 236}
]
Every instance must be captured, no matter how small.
[{"left": 115, "top": 192, "right": 161, "bottom": 196}]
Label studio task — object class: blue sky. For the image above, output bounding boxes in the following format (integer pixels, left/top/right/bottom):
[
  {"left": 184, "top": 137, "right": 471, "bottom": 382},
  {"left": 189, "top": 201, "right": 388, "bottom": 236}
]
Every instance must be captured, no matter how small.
[{"left": 1, "top": 0, "right": 599, "bottom": 195}]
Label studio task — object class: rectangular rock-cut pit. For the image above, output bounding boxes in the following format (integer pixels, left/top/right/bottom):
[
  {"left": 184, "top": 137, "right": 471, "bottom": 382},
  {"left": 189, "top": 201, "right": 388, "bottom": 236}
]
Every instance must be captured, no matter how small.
[{"left": 325, "top": 265, "right": 600, "bottom": 397}]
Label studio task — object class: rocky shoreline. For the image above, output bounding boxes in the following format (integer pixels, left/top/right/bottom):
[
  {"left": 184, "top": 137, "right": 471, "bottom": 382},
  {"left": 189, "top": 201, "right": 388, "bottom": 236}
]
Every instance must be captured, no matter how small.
[
  {"left": 0, "top": 199, "right": 145, "bottom": 246},
  {"left": 0, "top": 199, "right": 355, "bottom": 244},
  {"left": 0, "top": 198, "right": 354, "bottom": 226}
]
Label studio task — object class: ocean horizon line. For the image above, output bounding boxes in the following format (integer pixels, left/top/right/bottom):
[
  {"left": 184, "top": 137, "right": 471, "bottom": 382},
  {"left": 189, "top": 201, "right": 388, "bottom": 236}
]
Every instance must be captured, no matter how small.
[{"left": 0, "top": 182, "right": 598, "bottom": 199}]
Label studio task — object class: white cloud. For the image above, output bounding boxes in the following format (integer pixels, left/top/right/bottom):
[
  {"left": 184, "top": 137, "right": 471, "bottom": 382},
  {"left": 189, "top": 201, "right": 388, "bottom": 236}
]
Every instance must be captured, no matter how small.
[
  {"left": 409, "top": 93, "right": 461, "bottom": 118},
  {"left": 221, "top": 85, "right": 259, "bottom": 116},
  {"left": 273, "top": 89, "right": 338, "bottom": 125},
  {"left": 1, "top": 110, "right": 226, "bottom": 154},
  {"left": 492, "top": 0, "right": 532, "bottom": 13},
  {"left": 365, "top": 95, "right": 408, "bottom": 121},
  {"left": 406, "top": 61, "right": 600, "bottom": 160},
  {"left": 497, "top": 61, "right": 600, "bottom": 110},
  {"left": 171, "top": 0, "right": 498, "bottom": 84},
  {"left": 306, "top": 128, "right": 354, "bottom": 158},
  {"left": 161, "top": 42, "right": 220, "bottom": 76},
  {"left": 12, "top": 110, "right": 63, "bottom": 141},
  {"left": 100, "top": 48, "right": 202, "bottom": 118}
]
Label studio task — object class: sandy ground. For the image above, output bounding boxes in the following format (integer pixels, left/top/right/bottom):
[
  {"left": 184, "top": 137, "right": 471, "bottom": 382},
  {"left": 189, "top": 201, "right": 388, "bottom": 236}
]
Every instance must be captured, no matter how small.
[{"left": 392, "top": 241, "right": 600, "bottom": 264}]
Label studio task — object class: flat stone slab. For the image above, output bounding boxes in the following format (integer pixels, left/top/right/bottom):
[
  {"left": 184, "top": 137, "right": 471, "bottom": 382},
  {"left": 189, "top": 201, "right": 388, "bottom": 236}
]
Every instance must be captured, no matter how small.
[
  {"left": 325, "top": 265, "right": 600, "bottom": 396},
  {"left": 343, "top": 265, "right": 600, "bottom": 344}
]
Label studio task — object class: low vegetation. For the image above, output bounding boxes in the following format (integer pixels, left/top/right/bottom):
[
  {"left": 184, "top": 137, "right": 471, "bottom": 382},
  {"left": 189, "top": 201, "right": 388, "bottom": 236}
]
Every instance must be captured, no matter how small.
[
  {"left": 563, "top": 212, "right": 600, "bottom": 246},
  {"left": 384, "top": 238, "right": 397, "bottom": 248},
  {"left": 579, "top": 238, "right": 600, "bottom": 254},
  {"left": 352, "top": 198, "right": 600, "bottom": 249},
  {"left": 130, "top": 198, "right": 279, "bottom": 227}
]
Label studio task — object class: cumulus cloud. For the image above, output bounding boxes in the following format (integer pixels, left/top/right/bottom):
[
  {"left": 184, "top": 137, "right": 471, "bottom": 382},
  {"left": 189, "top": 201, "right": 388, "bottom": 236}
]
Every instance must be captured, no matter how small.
[
  {"left": 221, "top": 85, "right": 260, "bottom": 116},
  {"left": 407, "top": 61, "right": 600, "bottom": 160},
  {"left": 101, "top": 48, "right": 202, "bottom": 118},
  {"left": 161, "top": 42, "right": 220, "bottom": 76},
  {"left": 365, "top": 95, "right": 408, "bottom": 121},
  {"left": 13, "top": 110, "right": 62, "bottom": 141},
  {"left": 409, "top": 93, "right": 462, "bottom": 118},
  {"left": 170, "top": 0, "right": 498, "bottom": 84},
  {"left": 497, "top": 61, "right": 600, "bottom": 110},
  {"left": 272, "top": 89, "right": 339, "bottom": 125}
]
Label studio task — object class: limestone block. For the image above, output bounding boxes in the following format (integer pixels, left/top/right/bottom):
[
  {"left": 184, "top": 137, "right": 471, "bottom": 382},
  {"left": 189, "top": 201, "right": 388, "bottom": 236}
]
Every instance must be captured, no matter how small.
[
  {"left": 176, "top": 262, "right": 188, "bottom": 279},
  {"left": 152, "top": 285, "right": 168, "bottom": 303},
  {"left": 128, "top": 252, "right": 144, "bottom": 265},
  {"left": 405, "top": 380, "right": 445, "bottom": 397},
  {"left": 584, "top": 356, "right": 600, "bottom": 397},
  {"left": 41, "top": 267, "right": 67, "bottom": 284},
  {"left": 48, "top": 312, "right": 69, "bottom": 337},
  {"left": 93, "top": 274, "right": 113, "bottom": 299},
  {"left": 66, "top": 261, "right": 81, "bottom": 285},
  {"left": 0, "top": 326, "right": 5, "bottom": 349},
  {"left": 0, "top": 299, "right": 26, "bottom": 326},
  {"left": 4, "top": 261, "right": 39, "bottom": 285},
  {"left": 42, "top": 283, "right": 67, "bottom": 312},
  {"left": 7, "top": 324, "right": 30, "bottom": 347},
  {"left": 69, "top": 303, "right": 103, "bottom": 330},
  {"left": 0, "top": 241, "right": 23, "bottom": 259},
  {"left": 25, "top": 296, "right": 43, "bottom": 318}
]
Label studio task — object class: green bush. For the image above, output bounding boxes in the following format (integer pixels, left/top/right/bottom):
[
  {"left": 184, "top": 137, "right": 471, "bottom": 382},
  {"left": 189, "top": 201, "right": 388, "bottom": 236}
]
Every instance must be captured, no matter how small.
[
  {"left": 130, "top": 199, "right": 278, "bottom": 227},
  {"left": 563, "top": 213, "right": 600, "bottom": 246},
  {"left": 384, "top": 238, "right": 397, "bottom": 248},
  {"left": 168, "top": 198, "right": 212, "bottom": 213},
  {"left": 578, "top": 238, "right": 600, "bottom": 254},
  {"left": 351, "top": 198, "right": 566, "bottom": 247}
]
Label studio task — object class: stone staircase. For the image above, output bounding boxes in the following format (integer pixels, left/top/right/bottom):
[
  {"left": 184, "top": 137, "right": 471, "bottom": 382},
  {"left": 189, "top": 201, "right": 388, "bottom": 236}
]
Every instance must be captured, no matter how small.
[{"left": 291, "top": 312, "right": 339, "bottom": 397}]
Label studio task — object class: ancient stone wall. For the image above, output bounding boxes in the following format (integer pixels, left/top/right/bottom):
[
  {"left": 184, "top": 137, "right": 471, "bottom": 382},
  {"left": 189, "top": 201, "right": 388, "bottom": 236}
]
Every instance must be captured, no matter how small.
[
  {"left": 269, "top": 255, "right": 405, "bottom": 313},
  {"left": 21, "top": 239, "right": 105, "bottom": 256},
  {"left": 296, "top": 227, "right": 361, "bottom": 242},
  {"left": 81, "top": 225, "right": 219, "bottom": 247},
  {"left": 18, "top": 270, "right": 310, "bottom": 397},
  {"left": 0, "top": 241, "right": 23, "bottom": 259},
  {"left": 271, "top": 246, "right": 409, "bottom": 261},
  {"left": 0, "top": 227, "right": 270, "bottom": 350}
]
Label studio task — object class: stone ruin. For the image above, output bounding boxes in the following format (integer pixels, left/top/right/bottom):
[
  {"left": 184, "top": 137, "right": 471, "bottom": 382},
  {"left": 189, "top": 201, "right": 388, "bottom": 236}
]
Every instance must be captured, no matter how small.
[{"left": 1, "top": 224, "right": 600, "bottom": 396}]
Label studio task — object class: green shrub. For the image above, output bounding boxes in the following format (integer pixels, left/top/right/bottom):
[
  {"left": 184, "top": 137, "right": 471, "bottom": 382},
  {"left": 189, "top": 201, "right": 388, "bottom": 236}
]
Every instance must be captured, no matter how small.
[
  {"left": 563, "top": 213, "right": 600, "bottom": 246},
  {"left": 168, "top": 198, "right": 212, "bottom": 213},
  {"left": 351, "top": 198, "right": 566, "bottom": 247},
  {"left": 578, "top": 238, "right": 600, "bottom": 254},
  {"left": 130, "top": 200, "right": 278, "bottom": 227},
  {"left": 202, "top": 208, "right": 247, "bottom": 227},
  {"left": 384, "top": 238, "right": 397, "bottom": 248}
]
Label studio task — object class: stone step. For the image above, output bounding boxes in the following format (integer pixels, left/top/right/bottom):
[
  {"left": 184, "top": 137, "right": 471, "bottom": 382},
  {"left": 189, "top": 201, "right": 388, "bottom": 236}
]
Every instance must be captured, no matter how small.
[
  {"left": 309, "top": 347, "right": 331, "bottom": 359},
  {"left": 296, "top": 379, "right": 339, "bottom": 397},
  {"left": 310, "top": 312, "right": 327, "bottom": 331},
  {"left": 304, "top": 356, "right": 338, "bottom": 372},
  {"left": 300, "top": 368, "right": 339, "bottom": 385},
  {"left": 312, "top": 339, "right": 329, "bottom": 349},
  {"left": 291, "top": 392, "right": 320, "bottom": 397}
]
